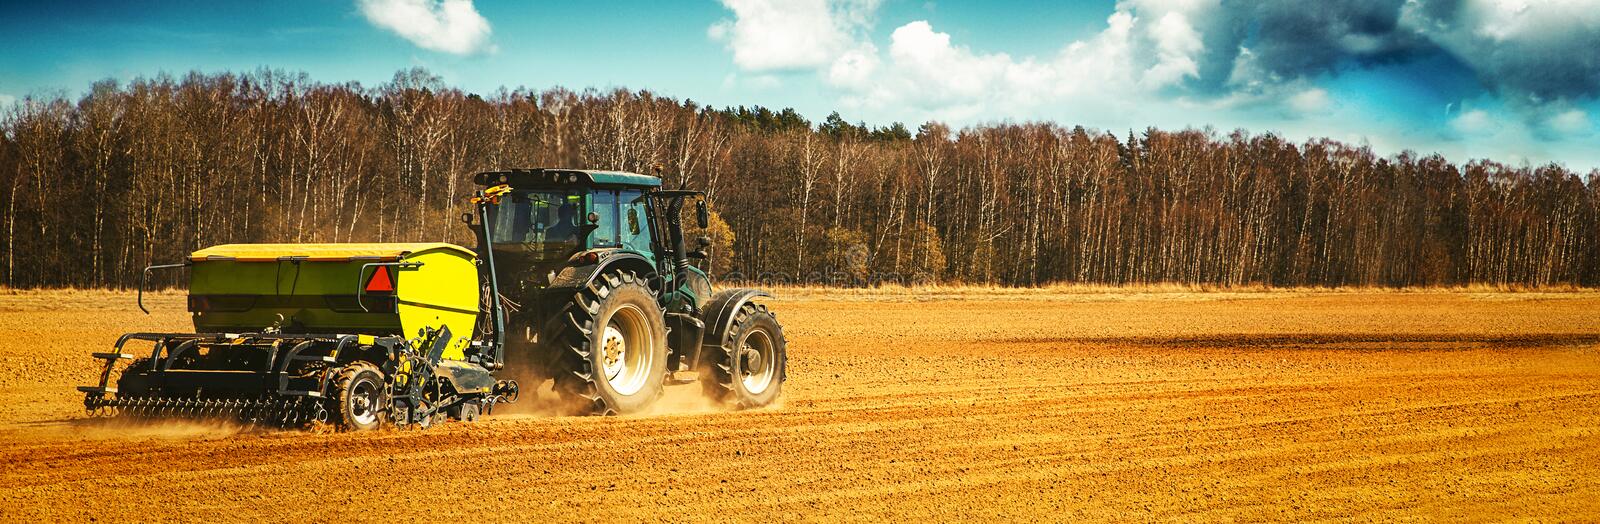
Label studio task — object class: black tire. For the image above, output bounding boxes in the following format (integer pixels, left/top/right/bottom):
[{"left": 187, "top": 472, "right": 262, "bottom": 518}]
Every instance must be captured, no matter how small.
[
  {"left": 548, "top": 271, "right": 668, "bottom": 415},
  {"left": 332, "top": 361, "right": 386, "bottom": 431},
  {"left": 703, "top": 302, "right": 786, "bottom": 409}
]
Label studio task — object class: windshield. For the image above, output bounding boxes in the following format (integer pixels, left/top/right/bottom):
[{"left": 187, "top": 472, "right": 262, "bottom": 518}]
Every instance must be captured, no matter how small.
[{"left": 488, "top": 190, "right": 584, "bottom": 262}]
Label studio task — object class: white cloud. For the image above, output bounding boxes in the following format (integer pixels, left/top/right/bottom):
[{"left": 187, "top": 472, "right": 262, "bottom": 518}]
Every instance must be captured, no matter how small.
[
  {"left": 887, "top": 22, "right": 1010, "bottom": 101},
  {"left": 358, "top": 0, "right": 493, "bottom": 55},
  {"left": 1451, "top": 109, "right": 1498, "bottom": 135},
  {"left": 1287, "top": 88, "right": 1332, "bottom": 114},
  {"left": 827, "top": 20, "right": 1069, "bottom": 122},
  {"left": 709, "top": 0, "right": 1600, "bottom": 169},
  {"left": 826, "top": 44, "right": 880, "bottom": 87},
  {"left": 818, "top": 10, "right": 1222, "bottom": 124},
  {"left": 1402, "top": 0, "right": 1600, "bottom": 108},
  {"left": 0, "top": 94, "right": 15, "bottom": 107},
  {"left": 1141, "top": 11, "right": 1205, "bottom": 88},
  {"left": 710, "top": 0, "right": 1278, "bottom": 124},
  {"left": 710, "top": 0, "right": 881, "bottom": 72},
  {"left": 1547, "top": 109, "right": 1592, "bottom": 136},
  {"left": 1452, "top": 0, "right": 1599, "bottom": 43}
]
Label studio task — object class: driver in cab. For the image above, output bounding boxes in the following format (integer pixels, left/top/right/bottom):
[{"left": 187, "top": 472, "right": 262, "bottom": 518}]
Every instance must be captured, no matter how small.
[{"left": 543, "top": 201, "right": 580, "bottom": 241}]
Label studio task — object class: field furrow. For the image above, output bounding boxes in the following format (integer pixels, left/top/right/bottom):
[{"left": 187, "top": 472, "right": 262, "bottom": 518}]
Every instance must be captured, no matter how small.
[{"left": 1, "top": 290, "right": 1597, "bottom": 520}]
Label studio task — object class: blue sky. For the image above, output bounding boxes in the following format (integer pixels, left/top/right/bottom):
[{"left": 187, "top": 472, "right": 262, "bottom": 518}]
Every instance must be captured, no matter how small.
[{"left": 3, "top": 0, "right": 1598, "bottom": 170}]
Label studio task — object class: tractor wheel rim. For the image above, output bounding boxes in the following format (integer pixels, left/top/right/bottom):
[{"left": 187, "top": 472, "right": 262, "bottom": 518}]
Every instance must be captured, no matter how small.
[
  {"left": 603, "top": 303, "right": 654, "bottom": 396},
  {"left": 740, "top": 328, "right": 776, "bottom": 395},
  {"left": 351, "top": 378, "right": 380, "bottom": 426},
  {"left": 602, "top": 324, "right": 626, "bottom": 382}
]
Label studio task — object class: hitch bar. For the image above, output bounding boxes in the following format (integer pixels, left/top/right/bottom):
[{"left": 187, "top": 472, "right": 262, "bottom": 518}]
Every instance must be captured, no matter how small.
[{"left": 137, "top": 263, "right": 190, "bottom": 314}]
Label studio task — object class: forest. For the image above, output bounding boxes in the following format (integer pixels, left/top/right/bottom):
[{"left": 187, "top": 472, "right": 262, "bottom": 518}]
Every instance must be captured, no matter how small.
[{"left": 1, "top": 68, "right": 1596, "bottom": 289}]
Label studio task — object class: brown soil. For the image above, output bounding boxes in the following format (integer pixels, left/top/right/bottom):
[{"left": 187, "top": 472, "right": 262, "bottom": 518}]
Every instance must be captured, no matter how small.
[{"left": 1, "top": 289, "right": 1597, "bottom": 521}]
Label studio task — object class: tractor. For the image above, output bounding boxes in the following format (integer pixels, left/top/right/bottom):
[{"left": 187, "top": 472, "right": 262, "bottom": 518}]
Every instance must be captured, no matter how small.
[{"left": 78, "top": 168, "right": 786, "bottom": 429}]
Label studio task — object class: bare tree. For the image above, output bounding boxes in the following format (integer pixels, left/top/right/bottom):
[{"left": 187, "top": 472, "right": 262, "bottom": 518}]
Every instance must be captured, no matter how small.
[{"left": 0, "top": 69, "right": 1596, "bottom": 289}]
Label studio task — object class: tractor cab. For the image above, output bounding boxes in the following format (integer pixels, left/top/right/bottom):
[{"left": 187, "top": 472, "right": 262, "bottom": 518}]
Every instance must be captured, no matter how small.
[
  {"left": 471, "top": 169, "right": 708, "bottom": 305},
  {"left": 478, "top": 182, "right": 656, "bottom": 291}
]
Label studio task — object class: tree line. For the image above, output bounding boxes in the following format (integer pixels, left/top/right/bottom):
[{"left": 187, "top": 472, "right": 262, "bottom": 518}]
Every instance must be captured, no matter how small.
[{"left": 2, "top": 68, "right": 1596, "bottom": 289}]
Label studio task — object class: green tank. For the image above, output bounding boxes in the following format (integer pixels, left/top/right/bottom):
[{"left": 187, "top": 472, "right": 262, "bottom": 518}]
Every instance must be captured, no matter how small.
[{"left": 186, "top": 243, "right": 480, "bottom": 360}]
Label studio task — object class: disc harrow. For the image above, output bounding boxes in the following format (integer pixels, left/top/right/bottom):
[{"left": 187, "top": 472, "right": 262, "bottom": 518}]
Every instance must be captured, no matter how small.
[{"left": 84, "top": 394, "right": 331, "bottom": 427}]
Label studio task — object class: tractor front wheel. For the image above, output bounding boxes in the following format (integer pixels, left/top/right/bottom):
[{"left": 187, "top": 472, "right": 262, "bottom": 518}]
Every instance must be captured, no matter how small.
[
  {"left": 549, "top": 271, "right": 668, "bottom": 415},
  {"left": 703, "top": 302, "right": 786, "bottom": 409}
]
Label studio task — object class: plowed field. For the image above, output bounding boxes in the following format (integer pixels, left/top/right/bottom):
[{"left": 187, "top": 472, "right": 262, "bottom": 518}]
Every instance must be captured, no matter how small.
[{"left": 2, "top": 289, "right": 1598, "bottom": 521}]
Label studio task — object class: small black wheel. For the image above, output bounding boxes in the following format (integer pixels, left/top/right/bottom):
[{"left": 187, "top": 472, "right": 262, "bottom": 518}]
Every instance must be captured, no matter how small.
[
  {"left": 703, "top": 302, "right": 787, "bottom": 409},
  {"left": 332, "top": 361, "right": 386, "bottom": 431}
]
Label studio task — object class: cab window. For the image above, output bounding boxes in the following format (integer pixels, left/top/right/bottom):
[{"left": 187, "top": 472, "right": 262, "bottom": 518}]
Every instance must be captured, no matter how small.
[
  {"left": 486, "top": 190, "right": 584, "bottom": 263},
  {"left": 620, "top": 189, "right": 651, "bottom": 253},
  {"left": 590, "top": 190, "right": 619, "bottom": 247},
  {"left": 489, "top": 190, "right": 581, "bottom": 245}
]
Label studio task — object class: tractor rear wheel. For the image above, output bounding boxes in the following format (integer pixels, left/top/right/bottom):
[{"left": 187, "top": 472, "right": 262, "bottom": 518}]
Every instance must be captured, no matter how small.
[
  {"left": 549, "top": 271, "right": 668, "bottom": 415},
  {"left": 703, "top": 302, "right": 786, "bottom": 409},
  {"left": 333, "top": 361, "right": 386, "bottom": 431}
]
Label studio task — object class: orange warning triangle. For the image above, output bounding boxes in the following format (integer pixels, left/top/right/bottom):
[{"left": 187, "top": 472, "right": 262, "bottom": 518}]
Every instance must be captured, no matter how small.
[{"left": 365, "top": 266, "right": 395, "bottom": 293}]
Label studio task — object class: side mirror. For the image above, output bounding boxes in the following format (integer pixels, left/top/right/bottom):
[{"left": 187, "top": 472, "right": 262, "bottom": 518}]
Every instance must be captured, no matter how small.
[
  {"left": 586, "top": 211, "right": 601, "bottom": 224},
  {"left": 461, "top": 212, "right": 473, "bottom": 224},
  {"left": 697, "top": 236, "right": 712, "bottom": 248},
  {"left": 695, "top": 200, "right": 709, "bottom": 229}
]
